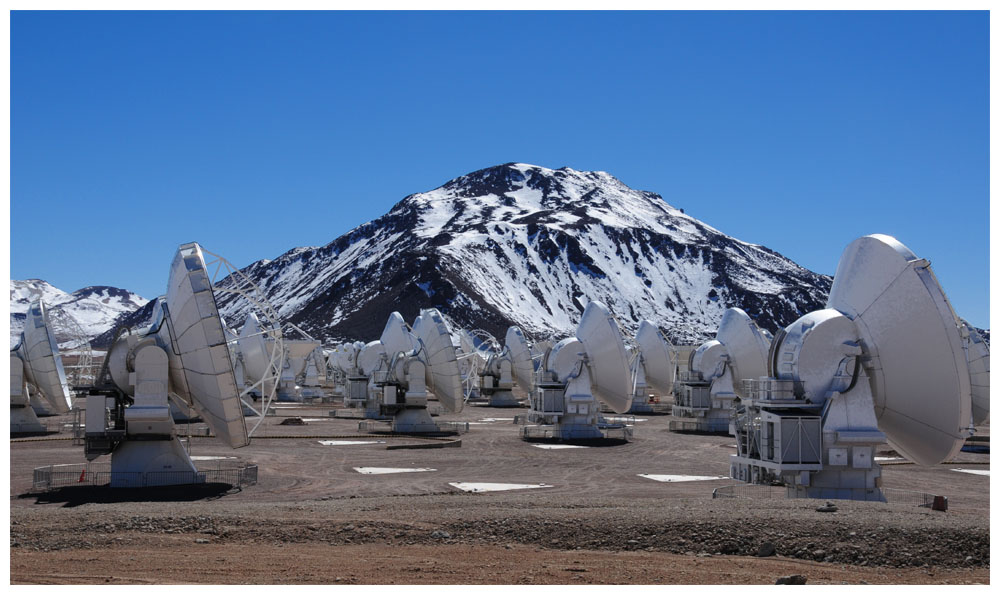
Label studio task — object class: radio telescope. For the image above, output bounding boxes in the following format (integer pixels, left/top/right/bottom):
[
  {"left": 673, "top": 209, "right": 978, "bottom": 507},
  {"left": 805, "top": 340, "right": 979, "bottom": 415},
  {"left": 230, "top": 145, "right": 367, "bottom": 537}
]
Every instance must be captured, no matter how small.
[
  {"left": 365, "top": 309, "right": 465, "bottom": 434},
  {"left": 85, "top": 242, "right": 278, "bottom": 486},
  {"left": 462, "top": 327, "right": 531, "bottom": 408},
  {"left": 672, "top": 308, "right": 771, "bottom": 433},
  {"left": 519, "top": 301, "right": 633, "bottom": 442},
  {"left": 960, "top": 321, "right": 990, "bottom": 426},
  {"left": 10, "top": 300, "right": 74, "bottom": 434},
  {"left": 326, "top": 341, "right": 364, "bottom": 398},
  {"left": 626, "top": 320, "right": 678, "bottom": 414},
  {"left": 730, "top": 234, "right": 981, "bottom": 501}
]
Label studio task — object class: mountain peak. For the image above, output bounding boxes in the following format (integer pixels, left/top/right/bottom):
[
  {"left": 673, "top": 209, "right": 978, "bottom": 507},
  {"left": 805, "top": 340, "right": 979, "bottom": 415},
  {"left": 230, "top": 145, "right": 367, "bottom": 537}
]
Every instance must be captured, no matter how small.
[{"left": 213, "top": 163, "right": 832, "bottom": 344}]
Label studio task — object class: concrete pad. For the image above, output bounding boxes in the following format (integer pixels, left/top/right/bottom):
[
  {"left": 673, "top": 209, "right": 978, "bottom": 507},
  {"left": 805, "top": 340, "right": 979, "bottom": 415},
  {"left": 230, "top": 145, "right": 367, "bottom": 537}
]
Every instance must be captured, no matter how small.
[
  {"left": 449, "top": 482, "right": 552, "bottom": 493},
  {"left": 639, "top": 474, "right": 729, "bottom": 482}
]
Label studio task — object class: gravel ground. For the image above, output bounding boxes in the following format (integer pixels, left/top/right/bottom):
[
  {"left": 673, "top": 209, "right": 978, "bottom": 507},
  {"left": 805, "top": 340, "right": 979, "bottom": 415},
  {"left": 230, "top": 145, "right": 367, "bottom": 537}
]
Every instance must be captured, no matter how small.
[{"left": 9, "top": 398, "right": 991, "bottom": 584}]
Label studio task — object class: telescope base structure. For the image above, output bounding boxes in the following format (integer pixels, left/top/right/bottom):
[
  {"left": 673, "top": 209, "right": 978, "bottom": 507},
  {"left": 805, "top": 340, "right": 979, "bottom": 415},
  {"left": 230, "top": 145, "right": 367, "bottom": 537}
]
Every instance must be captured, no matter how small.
[
  {"left": 11, "top": 404, "right": 48, "bottom": 434},
  {"left": 729, "top": 378, "right": 889, "bottom": 502},
  {"left": 390, "top": 406, "right": 441, "bottom": 434},
  {"left": 485, "top": 389, "right": 522, "bottom": 408},
  {"left": 30, "top": 393, "right": 58, "bottom": 417},
  {"left": 518, "top": 420, "right": 633, "bottom": 443},
  {"left": 109, "top": 438, "right": 204, "bottom": 488},
  {"left": 670, "top": 380, "right": 737, "bottom": 434}
]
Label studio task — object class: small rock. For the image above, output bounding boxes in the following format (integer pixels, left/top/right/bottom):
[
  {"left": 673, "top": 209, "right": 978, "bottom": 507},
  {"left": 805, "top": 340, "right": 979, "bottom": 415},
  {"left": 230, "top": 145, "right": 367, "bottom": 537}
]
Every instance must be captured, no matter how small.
[
  {"left": 816, "top": 502, "right": 838, "bottom": 513},
  {"left": 194, "top": 538, "right": 210, "bottom": 544},
  {"left": 757, "top": 542, "right": 776, "bottom": 557},
  {"left": 431, "top": 530, "right": 451, "bottom": 539},
  {"left": 776, "top": 575, "right": 807, "bottom": 585}
]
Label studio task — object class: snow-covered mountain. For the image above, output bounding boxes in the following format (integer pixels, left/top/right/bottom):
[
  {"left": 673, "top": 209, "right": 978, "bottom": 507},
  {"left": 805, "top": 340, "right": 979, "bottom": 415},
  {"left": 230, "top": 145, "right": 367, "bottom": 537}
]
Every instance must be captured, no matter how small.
[
  {"left": 10, "top": 279, "right": 148, "bottom": 346},
  {"left": 213, "top": 163, "right": 832, "bottom": 345}
]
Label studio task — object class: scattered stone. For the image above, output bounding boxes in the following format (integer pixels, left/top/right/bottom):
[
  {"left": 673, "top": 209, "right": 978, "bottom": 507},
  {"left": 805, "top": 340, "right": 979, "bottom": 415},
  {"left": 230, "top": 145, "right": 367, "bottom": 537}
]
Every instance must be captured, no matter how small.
[
  {"left": 816, "top": 502, "right": 838, "bottom": 513},
  {"left": 757, "top": 542, "right": 776, "bottom": 557},
  {"left": 431, "top": 530, "right": 451, "bottom": 539},
  {"left": 194, "top": 538, "right": 210, "bottom": 544},
  {"left": 776, "top": 575, "right": 807, "bottom": 585}
]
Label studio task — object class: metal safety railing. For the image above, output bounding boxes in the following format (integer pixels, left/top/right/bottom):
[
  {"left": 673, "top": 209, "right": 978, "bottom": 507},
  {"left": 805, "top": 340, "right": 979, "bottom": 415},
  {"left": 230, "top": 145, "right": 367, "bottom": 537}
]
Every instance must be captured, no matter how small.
[
  {"left": 357, "top": 420, "right": 469, "bottom": 435},
  {"left": 711, "top": 483, "right": 944, "bottom": 509},
  {"left": 31, "top": 461, "right": 258, "bottom": 492},
  {"left": 519, "top": 423, "right": 633, "bottom": 441}
]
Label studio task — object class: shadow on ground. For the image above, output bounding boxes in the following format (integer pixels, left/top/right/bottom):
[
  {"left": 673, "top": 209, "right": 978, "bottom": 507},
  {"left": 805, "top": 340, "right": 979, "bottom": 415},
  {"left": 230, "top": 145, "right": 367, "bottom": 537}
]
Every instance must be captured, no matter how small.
[{"left": 19, "top": 483, "right": 239, "bottom": 508}]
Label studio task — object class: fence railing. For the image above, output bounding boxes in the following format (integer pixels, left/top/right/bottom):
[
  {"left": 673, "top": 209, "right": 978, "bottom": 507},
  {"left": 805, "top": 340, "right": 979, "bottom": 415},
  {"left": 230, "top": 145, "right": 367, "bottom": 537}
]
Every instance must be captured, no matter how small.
[
  {"left": 31, "top": 461, "right": 258, "bottom": 492},
  {"left": 357, "top": 420, "right": 469, "bottom": 435},
  {"left": 519, "top": 423, "right": 633, "bottom": 442},
  {"left": 669, "top": 419, "right": 730, "bottom": 433},
  {"left": 711, "top": 483, "right": 943, "bottom": 509}
]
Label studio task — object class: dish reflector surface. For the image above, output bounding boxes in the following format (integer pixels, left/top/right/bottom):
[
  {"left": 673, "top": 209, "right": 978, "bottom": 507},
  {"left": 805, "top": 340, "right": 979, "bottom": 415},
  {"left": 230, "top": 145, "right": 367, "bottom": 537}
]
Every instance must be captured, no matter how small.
[
  {"left": 238, "top": 312, "right": 273, "bottom": 384},
  {"left": 506, "top": 326, "right": 535, "bottom": 392},
  {"left": 962, "top": 322, "right": 989, "bottom": 426},
  {"left": 826, "top": 234, "right": 970, "bottom": 465},
  {"left": 164, "top": 242, "right": 248, "bottom": 448},
  {"left": 635, "top": 320, "right": 675, "bottom": 394},
  {"left": 357, "top": 341, "right": 386, "bottom": 375},
  {"left": 715, "top": 308, "right": 771, "bottom": 389},
  {"left": 21, "top": 301, "right": 73, "bottom": 413},
  {"left": 380, "top": 312, "right": 419, "bottom": 359},
  {"left": 575, "top": 301, "right": 632, "bottom": 414},
  {"left": 413, "top": 308, "right": 464, "bottom": 413}
]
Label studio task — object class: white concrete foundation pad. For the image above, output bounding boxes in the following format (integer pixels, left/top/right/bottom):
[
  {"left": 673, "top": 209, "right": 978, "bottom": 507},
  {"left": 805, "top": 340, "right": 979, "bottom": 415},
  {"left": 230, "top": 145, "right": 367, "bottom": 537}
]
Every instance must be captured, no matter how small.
[
  {"left": 449, "top": 482, "right": 552, "bottom": 493},
  {"left": 950, "top": 468, "right": 990, "bottom": 476},
  {"left": 639, "top": 474, "right": 729, "bottom": 482},
  {"left": 354, "top": 467, "right": 436, "bottom": 475}
]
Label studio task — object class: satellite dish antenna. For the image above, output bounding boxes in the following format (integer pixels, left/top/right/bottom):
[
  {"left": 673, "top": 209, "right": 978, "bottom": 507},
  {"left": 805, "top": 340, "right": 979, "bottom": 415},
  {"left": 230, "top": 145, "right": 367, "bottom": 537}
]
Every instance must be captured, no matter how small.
[
  {"left": 85, "top": 242, "right": 258, "bottom": 487},
  {"left": 960, "top": 321, "right": 989, "bottom": 426},
  {"left": 455, "top": 331, "right": 484, "bottom": 402},
  {"left": 518, "top": 301, "right": 633, "bottom": 442},
  {"left": 10, "top": 300, "right": 73, "bottom": 434},
  {"left": 631, "top": 320, "right": 678, "bottom": 413},
  {"left": 506, "top": 326, "right": 536, "bottom": 399},
  {"left": 673, "top": 308, "right": 770, "bottom": 433},
  {"left": 462, "top": 328, "right": 527, "bottom": 408},
  {"left": 44, "top": 305, "right": 96, "bottom": 393},
  {"left": 365, "top": 309, "right": 465, "bottom": 434},
  {"left": 730, "top": 234, "right": 980, "bottom": 501}
]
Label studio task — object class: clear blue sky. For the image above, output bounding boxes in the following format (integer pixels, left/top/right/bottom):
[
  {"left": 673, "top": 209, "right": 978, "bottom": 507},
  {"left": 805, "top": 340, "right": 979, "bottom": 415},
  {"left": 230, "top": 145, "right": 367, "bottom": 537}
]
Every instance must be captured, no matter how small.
[{"left": 11, "top": 10, "right": 989, "bottom": 328}]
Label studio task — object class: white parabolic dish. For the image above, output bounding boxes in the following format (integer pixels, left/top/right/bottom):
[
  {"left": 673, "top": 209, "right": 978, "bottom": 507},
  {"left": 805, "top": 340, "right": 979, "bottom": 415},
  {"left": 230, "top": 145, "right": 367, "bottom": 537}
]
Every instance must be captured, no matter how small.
[
  {"left": 163, "top": 242, "right": 249, "bottom": 449},
  {"left": 413, "top": 308, "right": 464, "bottom": 413},
  {"left": 714, "top": 308, "right": 770, "bottom": 391},
  {"left": 635, "top": 319, "right": 674, "bottom": 395},
  {"left": 357, "top": 341, "right": 386, "bottom": 375},
  {"left": 380, "top": 312, "right": 420, "bottom": 359},
  {"left": 20, "top": 300, "right": 73, "bottom": 414},
  {"left": 575, "top": 301, "right": 632, "bottom": 414},
  {"left": 506, "top": 325, "right": 535, "bottom": 393},
  {"left": 238, "top": 311, "right": 273, "bottom": 385},
  {"left": 827, "top": 234, "right": 971, "bottom": 465}
]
